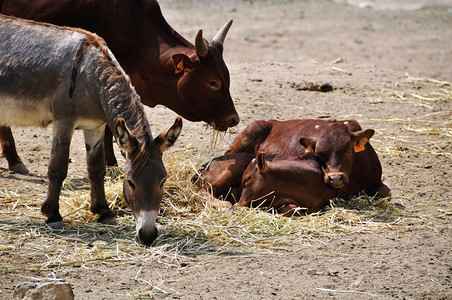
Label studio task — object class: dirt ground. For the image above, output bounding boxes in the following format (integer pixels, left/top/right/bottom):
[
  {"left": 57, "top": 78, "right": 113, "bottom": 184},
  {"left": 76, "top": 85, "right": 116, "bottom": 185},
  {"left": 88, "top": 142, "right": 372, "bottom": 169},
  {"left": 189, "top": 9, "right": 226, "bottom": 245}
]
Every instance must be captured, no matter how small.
[{"left": 1, "top": 0, "right": 451, "bottom": 299}]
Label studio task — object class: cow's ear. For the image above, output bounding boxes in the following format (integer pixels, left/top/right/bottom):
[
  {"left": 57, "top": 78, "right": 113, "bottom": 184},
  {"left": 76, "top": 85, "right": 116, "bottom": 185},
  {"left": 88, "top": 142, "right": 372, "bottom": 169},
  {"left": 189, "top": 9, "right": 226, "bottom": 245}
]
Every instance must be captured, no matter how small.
[
  {"left": 172, "top": 54, "right": 194, "bottom": 74},
  {"left": 352, "top": 129, "right": 374, "bottom": 152},
  {"left": 153, "top": 117, "right": 183, "bottom": 155},
  {"left": 300, "top": 137, "right": 316, "bottom": 153},
  {"left": 256, "top": 152, "right": 268, "bottom": 173},
  {"left": 115, "top": 118, "right": 138, "bottom": 156}
]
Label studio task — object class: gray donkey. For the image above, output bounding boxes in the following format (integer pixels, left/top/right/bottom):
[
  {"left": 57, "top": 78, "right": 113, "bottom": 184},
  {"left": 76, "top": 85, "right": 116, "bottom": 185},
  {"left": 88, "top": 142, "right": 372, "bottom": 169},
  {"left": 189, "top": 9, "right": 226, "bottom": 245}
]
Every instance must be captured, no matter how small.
[{"left": 0, "top": 15, "right": 182, "bottom": 245}]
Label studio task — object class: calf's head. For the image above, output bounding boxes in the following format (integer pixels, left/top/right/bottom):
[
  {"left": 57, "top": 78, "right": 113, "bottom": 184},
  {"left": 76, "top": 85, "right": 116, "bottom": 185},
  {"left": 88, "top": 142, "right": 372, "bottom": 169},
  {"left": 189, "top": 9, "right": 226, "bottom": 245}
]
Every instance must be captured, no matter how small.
[
  {"left": 300, "top": 123, "right": 374, "bottom": 189},
  {"left": 172, "top": 20, "right": 239, "bottom": 131},
  {"left": 116, "top": 117, "right": 182, "bottom": 245},
  {"left": 239, "top": 153, "right": 303, "bottom": 211},
  {"left": 239, "top": 152, "right": 330, "bottom": 214}
]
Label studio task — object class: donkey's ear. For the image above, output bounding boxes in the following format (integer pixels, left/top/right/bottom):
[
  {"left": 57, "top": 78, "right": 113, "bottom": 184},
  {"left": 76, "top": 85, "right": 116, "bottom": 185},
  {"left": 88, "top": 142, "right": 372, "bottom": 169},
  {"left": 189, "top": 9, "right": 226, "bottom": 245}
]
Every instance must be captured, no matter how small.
[
  {"left": 154, "top": 117, "right": 183, "bottom": 155},
  {"left": 256, "top": 152, "right": 268, "bottom": 173},
  {"left": 115, "top": 118, "right": 138, "bottom": 155},
  {"left": 299, "top": 137, "right": 316, "bottom": 153}
]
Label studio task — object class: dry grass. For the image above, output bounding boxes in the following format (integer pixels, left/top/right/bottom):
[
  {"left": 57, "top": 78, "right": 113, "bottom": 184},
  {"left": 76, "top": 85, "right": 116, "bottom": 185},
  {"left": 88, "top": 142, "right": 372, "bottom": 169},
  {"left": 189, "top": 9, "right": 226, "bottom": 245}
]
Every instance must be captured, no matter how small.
[
  {"left": 366, "top": 75, "right": 452, "bottom": 159},
  {"left": 0, "top": 151, "right": 407, "bottom": 276}
]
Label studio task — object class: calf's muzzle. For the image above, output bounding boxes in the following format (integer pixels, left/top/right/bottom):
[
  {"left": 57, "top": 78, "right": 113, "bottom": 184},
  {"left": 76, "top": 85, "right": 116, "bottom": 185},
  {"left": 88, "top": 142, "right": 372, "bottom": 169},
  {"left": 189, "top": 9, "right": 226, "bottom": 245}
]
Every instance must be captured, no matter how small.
[{"left": 325, "top": 172, "right": 347, "bottom": 189}]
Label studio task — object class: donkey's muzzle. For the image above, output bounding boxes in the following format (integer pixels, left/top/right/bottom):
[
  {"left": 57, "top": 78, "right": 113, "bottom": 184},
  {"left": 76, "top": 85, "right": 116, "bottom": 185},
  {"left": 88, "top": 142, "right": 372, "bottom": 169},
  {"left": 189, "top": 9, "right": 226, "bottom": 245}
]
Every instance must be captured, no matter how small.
[
  {"left": 135, "top": 211, "right": 158, "bottom": 245},
  {"left": 136, "top": 227, "right": 158, "bottom": 246}
]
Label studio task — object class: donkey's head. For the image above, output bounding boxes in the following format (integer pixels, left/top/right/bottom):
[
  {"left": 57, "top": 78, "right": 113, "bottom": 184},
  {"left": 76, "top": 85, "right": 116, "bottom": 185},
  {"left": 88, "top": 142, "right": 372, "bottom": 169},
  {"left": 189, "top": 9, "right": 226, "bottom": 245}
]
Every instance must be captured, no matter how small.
[{"left": 115, "top": 117, "right": 182, "bottom": 245}]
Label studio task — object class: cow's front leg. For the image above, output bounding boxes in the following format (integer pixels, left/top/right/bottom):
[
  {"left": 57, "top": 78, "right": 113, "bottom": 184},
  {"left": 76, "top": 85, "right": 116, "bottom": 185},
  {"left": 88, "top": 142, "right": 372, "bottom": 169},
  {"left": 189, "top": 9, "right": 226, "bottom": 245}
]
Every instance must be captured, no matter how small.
[
  {"left": 84, "top": 126, "right": 115, "bottom": 223},
  {"left": 41, "top": 123, "right": 74, "bottom": 229},
  {"left": 0, "top": 126, "right": 29, "bottom": 174}
]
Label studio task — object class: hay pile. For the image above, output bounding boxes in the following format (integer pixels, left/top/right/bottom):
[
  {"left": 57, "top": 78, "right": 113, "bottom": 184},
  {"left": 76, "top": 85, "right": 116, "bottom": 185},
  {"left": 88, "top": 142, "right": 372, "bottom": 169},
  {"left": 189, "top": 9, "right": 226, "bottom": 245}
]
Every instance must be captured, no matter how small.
[{"left": 0, "top": 149, "right": 406, "bottom": 274}]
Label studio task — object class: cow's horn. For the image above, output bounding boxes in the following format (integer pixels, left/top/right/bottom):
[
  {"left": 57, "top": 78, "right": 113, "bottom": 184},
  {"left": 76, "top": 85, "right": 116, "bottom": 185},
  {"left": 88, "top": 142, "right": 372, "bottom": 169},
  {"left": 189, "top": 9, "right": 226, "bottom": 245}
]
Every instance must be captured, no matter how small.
[
  {"left": 212, "top": 19, "right": 233, "bottom": 45},
  {"left": 195, "top": 30, "right": 208, "bottom": 57}
]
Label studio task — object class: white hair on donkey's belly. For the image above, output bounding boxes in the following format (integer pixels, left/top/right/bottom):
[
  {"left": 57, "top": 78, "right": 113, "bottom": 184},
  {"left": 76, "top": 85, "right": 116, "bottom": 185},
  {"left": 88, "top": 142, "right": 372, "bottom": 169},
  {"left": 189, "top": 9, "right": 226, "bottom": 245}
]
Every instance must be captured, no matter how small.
[{"left": 0, "top": 96, "right": 53, "bottom": 127}]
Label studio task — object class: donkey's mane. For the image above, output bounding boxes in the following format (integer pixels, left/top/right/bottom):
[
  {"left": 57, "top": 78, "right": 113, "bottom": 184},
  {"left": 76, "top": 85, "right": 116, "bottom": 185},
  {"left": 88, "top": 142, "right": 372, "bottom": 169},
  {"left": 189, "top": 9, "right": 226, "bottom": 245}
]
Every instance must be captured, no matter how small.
[{"left": 96, "top": 58, "right": 154, "bottom": 169}]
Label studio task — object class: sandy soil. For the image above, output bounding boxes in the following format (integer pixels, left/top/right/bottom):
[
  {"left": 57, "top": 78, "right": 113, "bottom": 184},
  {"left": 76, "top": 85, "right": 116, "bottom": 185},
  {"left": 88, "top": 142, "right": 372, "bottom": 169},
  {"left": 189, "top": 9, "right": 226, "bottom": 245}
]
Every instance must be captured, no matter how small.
[{"left": 1, "top": 0, "right": 451, "bottom": 299}]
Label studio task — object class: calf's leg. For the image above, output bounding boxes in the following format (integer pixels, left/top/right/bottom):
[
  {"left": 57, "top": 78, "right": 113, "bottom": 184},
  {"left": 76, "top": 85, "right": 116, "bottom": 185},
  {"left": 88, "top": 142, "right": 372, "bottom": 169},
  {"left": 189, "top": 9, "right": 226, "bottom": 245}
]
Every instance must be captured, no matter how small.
[
  {"left": 84, "top": 126, "right": 115, "bottom": 223},
  {"left": 278, "top": 203, "right": 303, "bottom": 217},
  {"left": 0, "top": 126, "right": 29, "bottom": 174},
  {"left": 367, "top": 182, "right": 391, "bottom": 199}
]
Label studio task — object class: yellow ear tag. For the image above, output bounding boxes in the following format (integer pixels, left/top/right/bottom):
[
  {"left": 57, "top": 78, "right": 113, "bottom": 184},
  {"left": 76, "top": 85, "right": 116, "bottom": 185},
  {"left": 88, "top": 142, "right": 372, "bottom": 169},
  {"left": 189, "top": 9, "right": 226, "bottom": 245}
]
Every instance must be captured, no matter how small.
[
  {"left": 175, "top": 60, "right": 184, "bottom": 74},
  {"left": 354, "top": 144, "right": 365, "bottom": 153},
  {"left": 354, "top": 137, "right": 368, "bottom": 153}
]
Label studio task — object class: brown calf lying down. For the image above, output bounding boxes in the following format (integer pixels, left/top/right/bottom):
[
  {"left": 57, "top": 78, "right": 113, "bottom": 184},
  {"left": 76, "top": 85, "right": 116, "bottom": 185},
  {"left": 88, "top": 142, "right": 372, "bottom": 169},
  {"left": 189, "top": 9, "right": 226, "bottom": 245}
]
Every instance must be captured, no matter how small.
[
  {"left": 226, "top": 119, "right": 390, "bottom": 200},
  {"left": 194, "top": 152, "right": 336, "bottom": 216},
  {"left": 194, "top": 118, "right": 390, "bottom": 215}
]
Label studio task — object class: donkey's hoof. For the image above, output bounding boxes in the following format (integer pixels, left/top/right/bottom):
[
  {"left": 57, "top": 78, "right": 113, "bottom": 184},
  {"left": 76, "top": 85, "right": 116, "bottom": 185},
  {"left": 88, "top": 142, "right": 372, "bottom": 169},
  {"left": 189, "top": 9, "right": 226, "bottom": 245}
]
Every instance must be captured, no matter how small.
[
  {"left": 10, "top": 163, "right": 29, "bottom": 174},
  {"left": 46, "top": 221, "right": 63, "bottom": 230}
]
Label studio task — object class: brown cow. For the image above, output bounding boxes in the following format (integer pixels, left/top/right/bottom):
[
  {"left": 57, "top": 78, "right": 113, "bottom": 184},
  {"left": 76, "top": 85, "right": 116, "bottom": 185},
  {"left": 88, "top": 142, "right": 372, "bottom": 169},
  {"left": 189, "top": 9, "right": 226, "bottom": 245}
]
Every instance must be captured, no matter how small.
[
  {"left": 194, "top": 152, "right": 336, "bottom": 216},
  {"left": 226, "top": 119, "right": 390, "bottom": 200},
  {"left": 1, "top": 0, "right": 239, "bottom": 172}
]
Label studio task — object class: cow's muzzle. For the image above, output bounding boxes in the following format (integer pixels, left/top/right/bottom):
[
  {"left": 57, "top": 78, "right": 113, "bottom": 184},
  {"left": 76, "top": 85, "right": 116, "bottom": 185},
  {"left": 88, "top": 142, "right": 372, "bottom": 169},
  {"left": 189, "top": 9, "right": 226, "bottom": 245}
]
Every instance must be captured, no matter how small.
[
  {"left": 215, "top": 115, "right": 240, "bottom": 131},
  {"left": 325, "top": 172, "right": 347, "bottom": 189},
  {"left": 135, "top": 210, "right": 158, "bottom": 245}
]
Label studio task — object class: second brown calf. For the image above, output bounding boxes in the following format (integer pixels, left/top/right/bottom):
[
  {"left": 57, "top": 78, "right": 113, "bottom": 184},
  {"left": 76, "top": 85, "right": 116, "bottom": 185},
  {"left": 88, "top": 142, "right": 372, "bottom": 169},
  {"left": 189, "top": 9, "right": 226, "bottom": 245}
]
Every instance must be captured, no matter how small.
[{"left": 194, "top": 151, "right": 336, "bottom": 216}]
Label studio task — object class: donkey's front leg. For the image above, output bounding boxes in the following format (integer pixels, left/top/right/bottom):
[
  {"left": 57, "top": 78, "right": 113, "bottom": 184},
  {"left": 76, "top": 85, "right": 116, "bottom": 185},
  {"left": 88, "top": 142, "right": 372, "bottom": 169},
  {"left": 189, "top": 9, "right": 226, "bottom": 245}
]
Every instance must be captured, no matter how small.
[
  {"left": 41, "top": 123, "right": 74, "bottom": 229},
  {"left": 84, "top": 125, "right": 115, "bottom": 223}
]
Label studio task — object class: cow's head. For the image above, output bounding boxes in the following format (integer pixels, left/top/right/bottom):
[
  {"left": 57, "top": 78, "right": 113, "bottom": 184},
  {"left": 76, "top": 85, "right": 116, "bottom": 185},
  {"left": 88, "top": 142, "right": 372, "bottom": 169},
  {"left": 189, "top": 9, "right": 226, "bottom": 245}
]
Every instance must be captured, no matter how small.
[
  {"left": 117, "top": 117, "right": 182, "bottom": 245},
  {"left": 300, "top": 122, "right": 374, "bottom": 189},
  {"left": 171, "top": 20, "right": 239, "bottom": 131}
]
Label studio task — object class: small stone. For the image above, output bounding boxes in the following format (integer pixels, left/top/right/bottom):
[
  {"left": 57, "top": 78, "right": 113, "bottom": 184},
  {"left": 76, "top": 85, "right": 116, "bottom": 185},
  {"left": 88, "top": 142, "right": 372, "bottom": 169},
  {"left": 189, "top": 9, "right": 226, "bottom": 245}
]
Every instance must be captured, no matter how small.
[
  {"left": 307, "top": 268, "right": 318, "bottom": 275},
  {"left": 14, "top": 282, "right": 74, "bottom": 300}
]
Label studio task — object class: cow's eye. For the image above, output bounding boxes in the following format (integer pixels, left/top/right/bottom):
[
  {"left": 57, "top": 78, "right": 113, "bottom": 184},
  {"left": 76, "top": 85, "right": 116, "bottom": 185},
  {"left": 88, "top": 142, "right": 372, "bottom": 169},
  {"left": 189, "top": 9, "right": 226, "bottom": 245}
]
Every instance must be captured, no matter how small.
[
  {"left": 243, "top": 176, "right": 251, "bottom": 186},
  {"left": 208, "top": 80, "right": 221, "bottom": 89}
]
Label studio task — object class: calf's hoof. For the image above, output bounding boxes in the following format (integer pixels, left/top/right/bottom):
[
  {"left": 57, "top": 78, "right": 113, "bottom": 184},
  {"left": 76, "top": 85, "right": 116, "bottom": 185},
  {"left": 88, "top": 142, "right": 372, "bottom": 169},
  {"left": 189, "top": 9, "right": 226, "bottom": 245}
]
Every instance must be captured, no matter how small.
[
  {"left": 46, "top": 221, "right": 63, "bottom": 230},
  {"left": 10, "top": 163, "right": 29, "bottom": 174},
  {"left": 196, "top": 192, "right": 233, "bottom": 208}
]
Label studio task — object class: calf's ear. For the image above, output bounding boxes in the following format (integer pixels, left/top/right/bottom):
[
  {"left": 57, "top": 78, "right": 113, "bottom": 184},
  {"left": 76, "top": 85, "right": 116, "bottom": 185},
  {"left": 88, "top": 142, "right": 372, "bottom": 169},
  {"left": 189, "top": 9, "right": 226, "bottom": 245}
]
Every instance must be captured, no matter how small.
[
  {"left": 154, "top": 117, "right": 183, "bottom": 155},
  {"left": 256, "top": 152, "right": 268, "bottom": 173},
  {"left": 172, "top": 54, "right": 194, "bottom": 74},
  {"left": 299, "top": 137, "right": 316, "bottom": 153},
  {"left": 351, "top": 129, "right": 375, "bottom": 152},
  {"left": 115, "top": 118, "right": 139, "bottom": 156}
]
